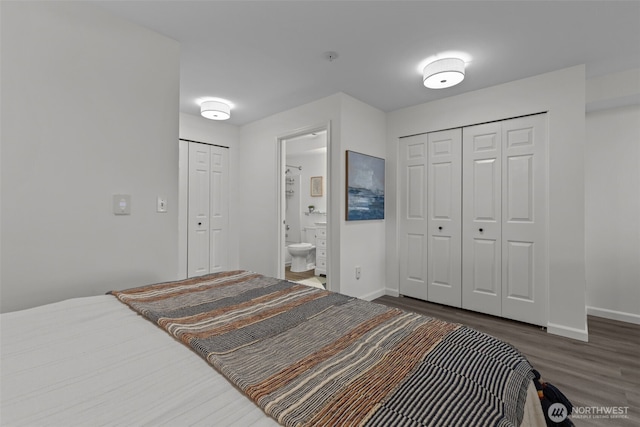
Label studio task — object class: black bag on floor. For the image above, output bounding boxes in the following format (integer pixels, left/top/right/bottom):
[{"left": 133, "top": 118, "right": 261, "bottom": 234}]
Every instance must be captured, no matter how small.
[{"left": 532, "top": 369, "right": 575, "bottom": 426}]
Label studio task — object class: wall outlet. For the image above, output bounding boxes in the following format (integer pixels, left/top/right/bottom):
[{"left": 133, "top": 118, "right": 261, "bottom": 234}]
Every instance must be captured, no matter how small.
[{"left": 355, "top": 266, "right": 361, "bottom": 280}]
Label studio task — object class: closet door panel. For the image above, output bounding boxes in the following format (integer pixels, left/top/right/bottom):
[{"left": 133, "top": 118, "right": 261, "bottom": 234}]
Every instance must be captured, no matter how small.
[
  {"left": 427, "top": 129, "right": 462, "bottom": 307},
  {"left": 188, "top": 144, "right": 211, "bottom": 277},
  {"left": 501, "top": 115, "right": 547, "bottom": 325},
  {"left": 399, "top": 135, "right": 429, "bottom": 300},
  {"left": 462, "top": 123, "right": 502, "bottom": 316},
  {"left": 209, "top": 146, "right": 229, "bottom": 273}
]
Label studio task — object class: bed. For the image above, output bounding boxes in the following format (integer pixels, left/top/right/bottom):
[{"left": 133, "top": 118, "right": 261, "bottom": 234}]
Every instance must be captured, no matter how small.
[{"left": 1, "top": 270, "right": 547, "bottom": 426}]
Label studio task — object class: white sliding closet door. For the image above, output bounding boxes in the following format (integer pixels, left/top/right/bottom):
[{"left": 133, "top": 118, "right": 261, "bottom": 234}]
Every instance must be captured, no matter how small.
[
  {"left": 188, "top": 142, "right": 229, "bottom": 278},
  {"left": 427, "top": 129, "right": 462, "bottom": 307},
  {"left": 399, "top": 134, "right": 429, "bottom": 300},
  {"left": 462, "top": 123, "right": 503, "bottom": 316},
  {"left": 501, "top": 115, "right": 547, "bottom": 325}
]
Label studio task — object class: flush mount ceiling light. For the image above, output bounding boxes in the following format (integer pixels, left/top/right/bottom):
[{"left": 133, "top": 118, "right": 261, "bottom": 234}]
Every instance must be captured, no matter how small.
[
  {"left": 200, "top": 100, "right": 231, "bottom": 120},
  {"left": 423, "top": 57, "right": 465, "bottom": 89}
]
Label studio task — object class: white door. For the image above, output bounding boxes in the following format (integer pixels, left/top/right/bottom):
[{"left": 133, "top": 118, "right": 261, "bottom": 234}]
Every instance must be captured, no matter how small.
[
  {"left": 188, "top": 142, "right": 229, "bottom": 277},
  {"left": 501, "top": 114, "right": 547, "bottom": 325},
  {"left": 188, "top": 143, "right": 211, "bottom": 277},
  {"left": 462, "top": 122, "right": 502, "bottom": 316},
  {"left": 462, "top": 114, "right": 547, "bottom": 325},
  {"left": 427, "top": 129, "right": 462, "bottom": 307},
  {"left": 399, "top": 134, "right": 429, "bottom": 300},
  {"left": 209, "top": 145, "right": 229, "bottom": 273}
]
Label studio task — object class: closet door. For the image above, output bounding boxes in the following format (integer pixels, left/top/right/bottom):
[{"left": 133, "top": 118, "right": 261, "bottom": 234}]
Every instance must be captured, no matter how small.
[
  {"left": 209, "top": 145, "right": 229, "bottom": 273},
  {"left": 462, "top": 122, "right": 502, "bottom": 316},
  {"left": 188, "top": 142, "right": 229, "bottom": 278},
  {"left": 427, "top": 129, "right": 462, "bottom": 307},
  {"left": 501, "top": 114, "right": 547, "bottom": 325},
  {"left": 188, "top": 143, "right": 212, "bottom": 277},
  {"left": 399, "top": 134, "right": 429, "bottom": 300}
]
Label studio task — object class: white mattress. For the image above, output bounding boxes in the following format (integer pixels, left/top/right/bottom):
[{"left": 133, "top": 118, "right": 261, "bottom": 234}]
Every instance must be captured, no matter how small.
[
  {"left": 1, "top": 294, "right": 545, "bottom": 426},
  {"left": 0, "top": 295, "right": 279, "bottom": 426}
]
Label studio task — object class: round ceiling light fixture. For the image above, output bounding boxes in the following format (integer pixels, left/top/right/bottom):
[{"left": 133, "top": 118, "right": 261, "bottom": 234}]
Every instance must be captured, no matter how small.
[
  {"left": 200, "top": 100, "right": 231, "bottom": 120},
  {"left": 423, "top": 57, "right": 465, "bottom": 89}
]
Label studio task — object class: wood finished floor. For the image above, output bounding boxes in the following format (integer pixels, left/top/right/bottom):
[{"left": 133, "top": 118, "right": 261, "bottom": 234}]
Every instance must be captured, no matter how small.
[{"left": 374, "top": 295, "right": 640, "bottom": 427}]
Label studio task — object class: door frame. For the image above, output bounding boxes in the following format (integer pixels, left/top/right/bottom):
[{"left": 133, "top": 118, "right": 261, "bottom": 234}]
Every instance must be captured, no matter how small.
[{"left": 276, "top": 122, "right": 332, "bottom": 287}]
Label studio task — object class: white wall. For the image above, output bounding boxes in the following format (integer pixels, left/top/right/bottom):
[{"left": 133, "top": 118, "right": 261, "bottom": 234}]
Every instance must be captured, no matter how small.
[
  {"left": 339, "top": 96, "right": 387, "bottom": 300},
  {"left": 286, "top": 150, "right": 327, "bottom": 229},
  {"left": 239, "top": 94, "right": 341, "bottom": 284},
  {"left": 0, "top": 2, "right": 180, "bottom": 312},
  {"left": 238, "top": 93, "right": 387, "bottom": 299},
  {"left": 585, "top": 105, "right": 640, "bottom": 323},
  {"left": 387, "top": 66, "right": 588, "bottom": 341},
  {"left": 178, "top": 113, "right": 240, "bottom": 278}
]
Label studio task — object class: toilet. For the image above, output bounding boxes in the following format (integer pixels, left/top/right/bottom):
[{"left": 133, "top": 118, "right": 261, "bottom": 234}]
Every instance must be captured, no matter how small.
[
  {"left": 287, "top": 227, "right": 316, "bottom": 272},
  {"left": 287, "top": 243, "right": 315, "bottom": 272}
]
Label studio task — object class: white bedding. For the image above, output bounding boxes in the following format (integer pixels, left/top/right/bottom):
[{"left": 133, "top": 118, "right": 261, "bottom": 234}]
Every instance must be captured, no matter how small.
[
  {"left": 0, "top": 295, "right": 278, "bottom": 426},
  {"left": 1, "top": 294, "right": 545, "bottom": 426}
]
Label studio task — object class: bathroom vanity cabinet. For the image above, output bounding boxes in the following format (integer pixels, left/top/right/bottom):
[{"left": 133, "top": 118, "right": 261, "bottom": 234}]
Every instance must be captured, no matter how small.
[{"left": 314, "top": 224, "right": 327, "bottom": 276}]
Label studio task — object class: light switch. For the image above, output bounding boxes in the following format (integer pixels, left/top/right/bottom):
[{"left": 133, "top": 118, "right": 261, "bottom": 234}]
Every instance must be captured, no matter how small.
[
  {"left": 113, "top": 194, "right": 131, "bottom": 215},
  {"left": 157, "top": 196, "right": 167, "bottom": 213}
]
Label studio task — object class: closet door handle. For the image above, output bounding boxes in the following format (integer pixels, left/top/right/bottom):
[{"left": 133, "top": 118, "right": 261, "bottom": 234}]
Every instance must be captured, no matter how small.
[
  {"left": 438, "top": 226, "right": 443, "bottom": 231},
  {"left": 479, "top": 228, "right": 484, "bottom": 233},
  {"left": 198, "top": 222, "right": 202, "bottom": 226}
]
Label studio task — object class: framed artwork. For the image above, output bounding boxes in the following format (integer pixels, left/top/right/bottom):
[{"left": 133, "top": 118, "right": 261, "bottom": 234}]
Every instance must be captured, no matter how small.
[
  {"left": 310, "top": 176, "right": 323, "bottom": 197},
  {"left": 346, "top": 150, "right": 385, "bottom": 221}
]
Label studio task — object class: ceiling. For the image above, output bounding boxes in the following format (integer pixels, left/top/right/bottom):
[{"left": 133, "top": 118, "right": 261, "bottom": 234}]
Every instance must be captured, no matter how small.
[{"left": 95, "top": 1, "right": 640, "bottom": 126}]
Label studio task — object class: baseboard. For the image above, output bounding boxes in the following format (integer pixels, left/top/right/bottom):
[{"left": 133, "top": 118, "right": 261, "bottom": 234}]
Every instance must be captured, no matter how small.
[
  {"left": 385, "top": 288, "right": 400, "bottom": 297},
  {"left": 359, "top": 288, "right": 387, "bottom": 302},
  {"left": 546, "top": 322, "right": 589, "bottom": 342},
  {"left": 587, "top": 306, "right": 640, "bottom": 325}
]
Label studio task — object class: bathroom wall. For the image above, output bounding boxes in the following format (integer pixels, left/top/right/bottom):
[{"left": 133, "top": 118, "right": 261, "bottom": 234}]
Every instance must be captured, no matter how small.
[
  {"left": 286, "top": 139, "right": 327, "bottom": 230},
  {"left": 284, "top": 174, "right": 302, "bottom": 244}
]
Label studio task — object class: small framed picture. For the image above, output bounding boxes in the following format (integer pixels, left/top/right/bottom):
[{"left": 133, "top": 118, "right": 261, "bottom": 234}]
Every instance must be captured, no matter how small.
[{"left": 310, "top": 176, "right": 323, "bottom": 197}]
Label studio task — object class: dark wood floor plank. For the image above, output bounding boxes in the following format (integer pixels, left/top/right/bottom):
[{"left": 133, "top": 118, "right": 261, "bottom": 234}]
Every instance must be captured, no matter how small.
[{"left": 373, "top": 295, "right": 640, "bottom": 427}]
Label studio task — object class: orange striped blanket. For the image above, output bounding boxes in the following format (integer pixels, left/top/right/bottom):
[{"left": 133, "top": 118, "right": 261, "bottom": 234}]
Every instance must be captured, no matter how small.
[{"left": 112, "top": 270, "right": 535, "bottom": 427}]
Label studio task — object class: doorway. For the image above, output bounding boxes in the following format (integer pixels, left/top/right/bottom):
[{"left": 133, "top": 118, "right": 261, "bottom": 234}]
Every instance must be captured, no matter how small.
[{"left": 278, "top": 125, "right": 330, "bottom": 289}]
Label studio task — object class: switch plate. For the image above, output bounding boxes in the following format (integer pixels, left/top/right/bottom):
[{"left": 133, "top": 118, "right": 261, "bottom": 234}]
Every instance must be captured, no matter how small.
[
  {"left": 113, "top": 194, "right": 131, "bottom": 215},
  {"left": 355, "top": 266, "right": 361, "bottom": 280},
  {"left": 157, "top": 196, "right": 167, "bottom": 213}
]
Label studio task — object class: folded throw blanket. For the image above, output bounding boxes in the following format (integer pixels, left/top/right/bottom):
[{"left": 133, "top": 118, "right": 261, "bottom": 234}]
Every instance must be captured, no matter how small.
[{"left": 112, "top": 270, "right": 536, "bottom": 427}]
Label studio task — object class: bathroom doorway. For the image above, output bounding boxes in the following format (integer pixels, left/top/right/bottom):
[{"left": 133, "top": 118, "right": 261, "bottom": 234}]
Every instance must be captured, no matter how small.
[{"left": 278, "top": 125, "right": 329, "bottom": 290}]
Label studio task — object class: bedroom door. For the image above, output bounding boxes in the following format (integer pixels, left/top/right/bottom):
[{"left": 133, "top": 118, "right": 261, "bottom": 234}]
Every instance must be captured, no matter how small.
[{"left": 187, "top": 142, "right": 229, "bottom": 277}]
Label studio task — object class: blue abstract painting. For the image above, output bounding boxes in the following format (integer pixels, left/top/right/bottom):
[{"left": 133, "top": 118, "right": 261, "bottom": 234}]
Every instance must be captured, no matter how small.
[{"left": 346, "top": 150, "right": 385, "bottom": 221}]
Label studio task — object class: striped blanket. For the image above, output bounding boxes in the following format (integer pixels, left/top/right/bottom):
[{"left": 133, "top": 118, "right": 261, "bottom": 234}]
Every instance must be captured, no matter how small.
[{"left": 111, "top": 270, "right": 535, "bottom": 427}]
